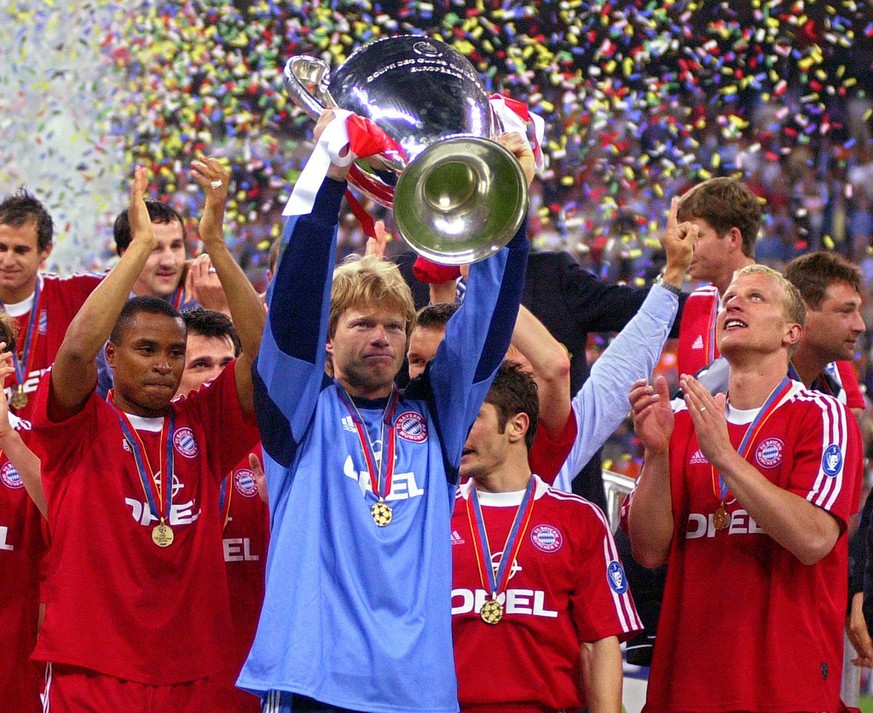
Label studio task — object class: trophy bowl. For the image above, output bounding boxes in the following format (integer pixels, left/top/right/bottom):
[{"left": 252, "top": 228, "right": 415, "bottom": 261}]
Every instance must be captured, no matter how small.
[{"left": 284, "top": 35, "right": 528, "bottom": 264}]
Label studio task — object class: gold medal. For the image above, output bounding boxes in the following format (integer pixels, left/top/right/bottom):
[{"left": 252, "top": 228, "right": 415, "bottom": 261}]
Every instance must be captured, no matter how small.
[
  {"left": 10, "top": 385, "right": 27, "bottom": 410},
  {"left": 713, "top": 504, "right": 729, "bottom": 531},
  {"left": 371, "top": 500, "right": 393, "bottom": 527},
  {"left": 480, "top": 598, "right": 504, "bottom": 625},
  {"left": 152, "top": 521, "right": 175, "bottom": 547}
]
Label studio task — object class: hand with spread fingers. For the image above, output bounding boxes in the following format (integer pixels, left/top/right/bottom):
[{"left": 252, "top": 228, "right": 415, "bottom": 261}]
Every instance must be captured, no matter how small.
[
  {"left": 191, "top": 156, "right": 231, "bottom": 244},
  {"left": 629, "top": 376, "right": 674, "bottom": 456},
  {"left": 680, "top": 374, "right": 732, "bottom": 468}
]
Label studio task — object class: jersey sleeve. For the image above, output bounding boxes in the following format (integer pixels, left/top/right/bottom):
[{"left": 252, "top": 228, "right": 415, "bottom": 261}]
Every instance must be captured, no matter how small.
[
  {"left": 571, "top": 502, "right": 643, "bottom": 642},
  {"left": 552, "top": 285, "right": 679, "bottom": 491},
  {"left": 426, "top": 225, "right": 529, "bottom": 478},
  {"left": 791, "top": 394, "right": 860, "bottom": 530},
  {"left": 28, "top": 371, "right": 100, "bottom": 479},
  {"left": 834, "top": 360, "right": 866, "bottom": 410},
  {"left": 178, "top": 362, "right": 261, "bottom": 484},
  {"left": 529, "top": 414, "right": 577, "bottom": 484},
  {"left": 253, "top": 178, "right": 345, "bottom": 472}
]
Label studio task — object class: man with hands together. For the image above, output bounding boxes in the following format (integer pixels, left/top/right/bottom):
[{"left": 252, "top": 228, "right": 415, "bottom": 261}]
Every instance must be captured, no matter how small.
[{"left": 627, "top": 265, "right": 862, "bottom": 713}]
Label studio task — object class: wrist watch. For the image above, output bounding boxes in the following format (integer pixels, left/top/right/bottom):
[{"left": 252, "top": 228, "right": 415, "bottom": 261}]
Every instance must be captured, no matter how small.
[{"left": 654, "top": 273, "right": 682, "bottom": 296}]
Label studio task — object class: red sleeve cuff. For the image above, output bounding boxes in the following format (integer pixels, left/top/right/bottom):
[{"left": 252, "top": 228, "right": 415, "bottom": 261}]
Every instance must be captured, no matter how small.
[{"left": 412, "top": 256, "right": 461, "bottom": 284}]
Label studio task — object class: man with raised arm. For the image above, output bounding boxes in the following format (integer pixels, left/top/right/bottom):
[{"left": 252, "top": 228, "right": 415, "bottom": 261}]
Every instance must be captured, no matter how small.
[
  {"left": 30, "top": 160, "right": 263, "bottom": 710},
  {"left": 237, "top": 110, "right": 532, "bottom": 713},
  {"left": 628, "top": 264, "right": 862, "bottom": 713}
]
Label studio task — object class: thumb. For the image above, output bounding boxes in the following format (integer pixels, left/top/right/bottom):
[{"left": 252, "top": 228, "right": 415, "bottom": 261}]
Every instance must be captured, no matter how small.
[{"left": 654, "top": 374, "right": 671, "bottom": 401}]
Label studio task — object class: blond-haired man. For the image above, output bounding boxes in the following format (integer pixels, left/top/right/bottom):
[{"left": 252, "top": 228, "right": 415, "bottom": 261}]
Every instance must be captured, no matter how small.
[
  {"left": 628, "top": 265, "right": 862, "bottom": 712},
  {"left": 238, "top": 111, "right": 533, "bottom": 713}
]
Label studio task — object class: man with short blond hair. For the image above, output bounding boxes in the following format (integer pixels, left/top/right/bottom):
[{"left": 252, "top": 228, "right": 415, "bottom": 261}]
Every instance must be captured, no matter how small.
[{"left": 628, "top": 263, "right": 862, "bottom": 712}]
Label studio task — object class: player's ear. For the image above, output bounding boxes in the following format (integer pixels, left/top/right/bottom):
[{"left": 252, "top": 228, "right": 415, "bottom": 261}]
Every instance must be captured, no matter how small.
[
  {"left": 783, "top": 322, "right": 803, "bottom": 349},
  {"left": 507, "top": 412, "right": 530, "bottom": 444},
  {"left": 105, "top": 340, "right": 117, "bottom": 369}
]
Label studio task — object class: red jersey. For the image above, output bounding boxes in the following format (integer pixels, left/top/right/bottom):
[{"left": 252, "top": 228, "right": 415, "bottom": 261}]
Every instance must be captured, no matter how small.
[
  {"left": 4, "top": 272, "right": 103, "bottom": 420},
  {"left": 528, "top": 412, "right": 577, "bottom": 485},
  {"left": 209, "top": 446, "right": 270, "bottom": 712},
  {"left": 0, "top": 416, "right": 44, "bottom": 713},
  {"left": 451, "top": 476, "right": 642, "bottom": 712},
  {"left": 644, "top": 382, "right": 862, "bottom": 713},
  {"left": 30, "top": 363, "right": 260, "bottom": 685}
]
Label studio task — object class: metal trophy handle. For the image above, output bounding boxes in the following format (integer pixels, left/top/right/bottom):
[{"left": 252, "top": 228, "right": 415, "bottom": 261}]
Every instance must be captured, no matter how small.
[
  {"left": 282, "top": 37, "right": 529, "bottom": 264},
  {"left": 284, "top": 56, "right": 402, "bottom": 207},
  {"left": 283, "top": 56, "right": 335, "bottom": 120}
]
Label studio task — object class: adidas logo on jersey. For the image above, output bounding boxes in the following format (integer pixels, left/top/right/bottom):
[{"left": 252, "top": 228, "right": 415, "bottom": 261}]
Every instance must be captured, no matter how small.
[
  {"left": 690, "top": 449, "right": 708, "bottom": 465},
  {"left": 451, "top": 529, "right": 465, "bottom": 546},
  {"left": 341, "top": 415, "right": 357, "bottom": 433},
  {"left": 692, "top": 335, "right": 704, "bottom": 350}
]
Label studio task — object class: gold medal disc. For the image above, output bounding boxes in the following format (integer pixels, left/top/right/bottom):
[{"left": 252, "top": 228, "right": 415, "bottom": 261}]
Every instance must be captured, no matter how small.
[
  {"left": 371, "top": 501, "right": 393, "bottom": 527},
  {"left": 480, "top": 598, "right": 504, "bottom": 625},
  {"left": 713, "top": 504, "right": 729, "bottom": 531},
  {"left": 10, "top": 387, "right": 27, "bottom": 410},
  {"left": 152, "top": 522, "right": 175, "bottom": 547}
]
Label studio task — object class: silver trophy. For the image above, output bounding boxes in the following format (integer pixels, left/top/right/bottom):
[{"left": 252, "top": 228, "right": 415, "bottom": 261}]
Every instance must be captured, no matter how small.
[{"left": 284, "top": 35, "right": 528, "bottom": 264}]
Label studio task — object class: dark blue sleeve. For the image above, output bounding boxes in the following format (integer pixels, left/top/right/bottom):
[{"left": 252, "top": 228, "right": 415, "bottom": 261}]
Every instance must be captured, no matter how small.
[
  {"left": 427, "top": 225, "right": 529, "bottom": 481},
  {"left": 254, "top": 178, "right": 345, "bottom": 469}
]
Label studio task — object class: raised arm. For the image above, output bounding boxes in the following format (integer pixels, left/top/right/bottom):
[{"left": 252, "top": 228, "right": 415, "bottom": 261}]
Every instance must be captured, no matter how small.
[
  {"left": 627, "top": 376, "right": 676, "bottom": 568},
  {"left": 255, "top": 111, "right": 350, "bottom": 473},
  {"left": 510, "top": 304, "right": 571, "bottom": 438},
  {"left": 426, "top": 133, "right": 533, "bottom": 469},
  {"left": 191, "top": 157, "right": 265, "bottom": 417},
  {"left": 552, "top": 195, "right": 693, "bottom": 488},
  {"left": 50, "top": 167, "right": 157, "bottom": 417}
]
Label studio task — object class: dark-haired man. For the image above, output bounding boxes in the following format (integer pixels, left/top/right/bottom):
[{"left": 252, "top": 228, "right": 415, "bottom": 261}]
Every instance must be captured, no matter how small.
[
  {"left": 452, "top": 362, "right": 641, "bottom": 712},
  {"left": 0, "top": 189, "right": 102, "bottom": 417},
  {"left": 97, "top": 200, "right": 201, "bottom": 396},
  {"left": 30, "top": 160, "right": 264, "bottom": 709},
  {"left": 782, "top": 252, "right": 871, "bottom": 669},
  {"left": 178, "top": 307, "right": 268, "bottom": 713},
  {"left": 113, "top": 200, "right": 191, "bottom": 307}
]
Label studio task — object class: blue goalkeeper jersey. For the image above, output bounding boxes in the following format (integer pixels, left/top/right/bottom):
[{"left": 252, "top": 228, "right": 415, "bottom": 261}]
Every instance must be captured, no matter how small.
[{"left": 238, "top": 178, "right": 528, "bottom": 712}]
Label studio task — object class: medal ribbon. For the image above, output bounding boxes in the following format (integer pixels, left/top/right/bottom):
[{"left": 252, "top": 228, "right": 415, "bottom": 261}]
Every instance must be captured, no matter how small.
[
  {"left": 11, "top": 275, "right": 42, "bottom": 391},
  {"left": 107, "top": 391, "right": 175, "bottom": 525},
  {"left": 172, "top": 285, "right": 184, "bottom": 310},
  {"left": 336, "top": 384, "right": 400, "bottom": 502},
  {"left": 711, "top": 376, "right": 793, "bottom": 503},
  {"left": 466, "top": 478, "right": 537, "bottom": 599},
  {"left": 219, "top": 476, "right": 233, "bottom": 530}
]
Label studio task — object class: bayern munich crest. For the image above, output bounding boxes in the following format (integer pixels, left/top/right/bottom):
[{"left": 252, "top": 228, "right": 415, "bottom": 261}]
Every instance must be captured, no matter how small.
[
  {"left": 607, "top": 561, "right": 629, "bottom": 594},
  {"left": 394, "top": 411, "right": 428, "bottom": 443},
  {"left": 173, "top": 428, "right": 200, "bottom": 458},
  {"left": 822, "top": 444, "right": 843, "bottom": 477},
  {"left": 0, "top": 461, "right": 23, "bottom": 489},
  {"left": 233, "top": 468, "right": 259, "bottom": 497},
  {"left": 530, "top": 524, "right": 563, "bottom": 553},
  {"left": 755, "top": 438, "right": 784, "bottom": 469}
]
